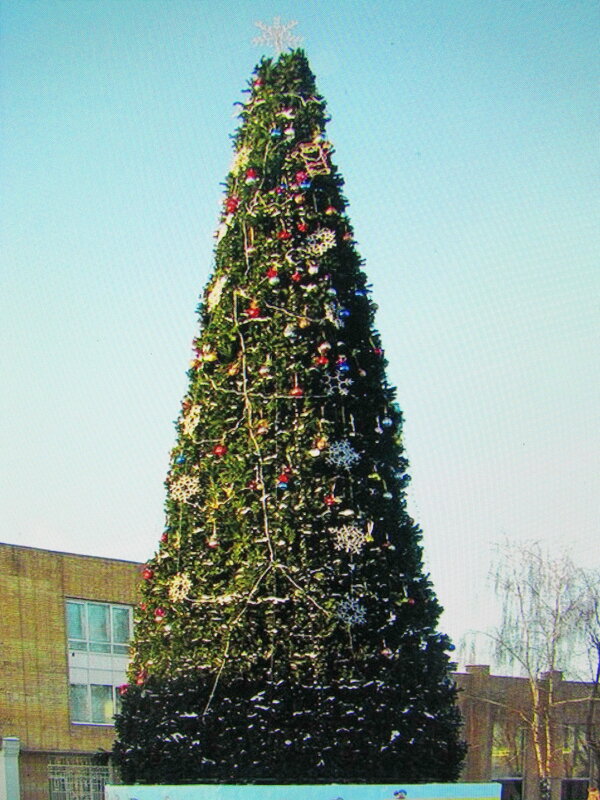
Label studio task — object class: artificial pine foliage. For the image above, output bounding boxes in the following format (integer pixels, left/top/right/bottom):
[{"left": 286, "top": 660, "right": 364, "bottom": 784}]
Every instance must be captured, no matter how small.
[{"left": 113, "top": 50, "right": 466, "bottom": 784}]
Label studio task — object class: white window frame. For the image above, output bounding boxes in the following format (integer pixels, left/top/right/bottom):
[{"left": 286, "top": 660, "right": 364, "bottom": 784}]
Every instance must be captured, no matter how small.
[{"left": 65, "top": 599, "right": 132, "bottom": 725}]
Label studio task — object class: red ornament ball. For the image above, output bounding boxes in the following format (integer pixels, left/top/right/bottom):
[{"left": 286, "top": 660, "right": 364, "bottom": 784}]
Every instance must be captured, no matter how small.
[
  {"left": 142, "top": 567, "right": 154, "bottom": 581},
  {"left": 266, "top": 267, "right": 278, "bottom": 279},
  {"left": 245, "top": 167, "right": 258, "bottom": 182},
  {"left": 315, "top": 355, "right": 329, "bottom": 366},
  {"left": 118, "top": 684, "right": 129, "bottom": 696},
  {"left": 247, "top": 304, "right": 261, "bottom": 318},
  {"left": 289, "top": 386, "right": 304, "bottom": 398},
  {"left": 324, "top": 494, "right": 337, "bottom": 506},
  {"left": 291, "top": 271, "right": 302, "bottom": 283},
  {"left": 154, "top": 608, "right": 166, "bottom": 622},
  {"left": 297, "top": 222, "right": 309, "bottom": 233},
  {"left": 225, "top": 195, "right": 240, "bottom": 213},
  {"left": 277, "top": 229, "right": 292, "bottom": 241},
  {"left": 212, "top": 444, "right": 228, "bottom": 457}
]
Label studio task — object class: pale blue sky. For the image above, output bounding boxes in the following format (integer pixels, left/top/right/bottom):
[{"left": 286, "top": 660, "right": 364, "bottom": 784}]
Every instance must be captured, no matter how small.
[{"left": 2, "top": 0, "right": 598, "bottom": 670}]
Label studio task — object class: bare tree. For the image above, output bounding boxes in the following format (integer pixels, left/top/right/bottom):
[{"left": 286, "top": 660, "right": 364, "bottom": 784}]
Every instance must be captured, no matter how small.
[
  {"left": 581, "top": 571, "right": 600, "bottom": 788},
  {"left": 463, "top": 540, "right": 600, "bottom": 800}
]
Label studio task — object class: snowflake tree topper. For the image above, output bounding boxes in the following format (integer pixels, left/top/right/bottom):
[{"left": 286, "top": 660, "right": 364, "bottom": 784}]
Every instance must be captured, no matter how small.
[{"left": 253, "top": 17, "right": 302, "bottom": 55}]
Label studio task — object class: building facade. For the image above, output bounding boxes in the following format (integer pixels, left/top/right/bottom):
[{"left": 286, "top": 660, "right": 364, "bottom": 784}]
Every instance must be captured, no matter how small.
[
  {"left": 1, "top": 542, "right": 598, "bottom": 800},
  {"left": 0, "top": 543, "right": 139, "bottom": 800},
  {"left": 455, "top": 665, "right": 598, "bottom": 800}
]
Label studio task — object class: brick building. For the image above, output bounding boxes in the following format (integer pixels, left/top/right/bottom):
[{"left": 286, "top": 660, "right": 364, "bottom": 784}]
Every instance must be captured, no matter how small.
[
  {"left": 0, "top": 543, "right": 139, "bottom": 800},
  {"left": 455, "top": 665, "right": 597, "bottom": 800},
  {"left": 1, "top": 542, "right": 597, "bottom": 800}
]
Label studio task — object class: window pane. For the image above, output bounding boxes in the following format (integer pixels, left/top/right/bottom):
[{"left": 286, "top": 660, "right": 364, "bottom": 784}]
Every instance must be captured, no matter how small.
[
  {"left": 114, "top": 686, "right": 123, "bottom": 715},
  {"left": 69, "top": 684, "right": 89, "bottom": 722},
  {"left": 91, "top": 684, "right": 114, "bottom": 723},
  {"left": 87, "top": 604, "right": 109, "bottom": 643},
  {"left": 564, "top": 724, "right": 589, "bottom": 778},
  {"left": 561, "top": 781, "right": 589, "bottom": 800},
  {"left": 492, "top": 720, "right": 524, "bottom": 777},
  {"left": 112, "top": 607, "right": 131, "bottom": 645},
  {"left": 113, "top": 643, "right": 129, "bottom": 654},
  {"left": 498, "top": 780, "right": 523, "bottom": 800},
  {"left": 89, "top": 641, "right": 111, "bottom": 653},
  {"left": 66, "top": 602, "right": 84, "bottom": 640}
]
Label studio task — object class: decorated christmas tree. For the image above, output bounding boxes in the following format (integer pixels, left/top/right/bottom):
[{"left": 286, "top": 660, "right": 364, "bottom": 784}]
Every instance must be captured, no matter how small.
[{"left": 113, "top": 43, "right": 466, "bottom": 785}]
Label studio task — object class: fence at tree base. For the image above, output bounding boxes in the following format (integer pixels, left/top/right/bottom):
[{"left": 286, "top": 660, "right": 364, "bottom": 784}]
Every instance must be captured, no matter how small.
[{"left": 105, "top": 781, "right": 501, "bottom": 800}]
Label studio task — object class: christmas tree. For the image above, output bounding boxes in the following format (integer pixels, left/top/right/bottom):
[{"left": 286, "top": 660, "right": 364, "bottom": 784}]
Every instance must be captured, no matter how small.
[{"left": 113, "top": 47, "right": 466, "bottom": 785}]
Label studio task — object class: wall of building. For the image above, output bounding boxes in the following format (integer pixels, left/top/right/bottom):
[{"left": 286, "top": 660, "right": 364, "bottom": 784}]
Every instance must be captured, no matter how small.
[
  {"left": 455, "top": 664, "right": 598, "bottom": 800},
  {"left": 0, "top": 542, "right": 140, "bottom": 799}
]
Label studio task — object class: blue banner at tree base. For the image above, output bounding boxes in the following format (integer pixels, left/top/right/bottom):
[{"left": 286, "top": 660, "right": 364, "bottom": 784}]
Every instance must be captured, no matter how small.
[{"left": 105, "top": 782, "right": 501, "bottom": 800}]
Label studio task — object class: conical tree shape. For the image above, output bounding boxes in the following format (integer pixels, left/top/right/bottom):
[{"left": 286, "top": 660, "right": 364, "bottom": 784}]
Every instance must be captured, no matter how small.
[{"left": 113, "top": 51, "right": 466, "bottom": 785}]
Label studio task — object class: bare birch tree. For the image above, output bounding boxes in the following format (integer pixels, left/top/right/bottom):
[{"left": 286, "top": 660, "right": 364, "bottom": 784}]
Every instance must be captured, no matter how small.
[
  {"left": 581, "top": 571, "right": 600, "bottom": 788},
  {"left": 464, "top": 540, "right": 600, "bottom": 800}
]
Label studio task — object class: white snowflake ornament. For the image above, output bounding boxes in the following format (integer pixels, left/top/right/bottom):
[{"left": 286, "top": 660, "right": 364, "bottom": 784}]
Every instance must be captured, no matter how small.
[
  {"left": 304, "top": 227, "right": 336, "bottom": 257},
  {"left": 323, "top": 373, "right": 353, "bottom": 397},
  {"left": 326, "top": 439, "right": 360, "bottom": 470},
  {"left": 168, "top": 573, "right": 192, "bottom": 602},
  {"left": 337, "top": 596, "right": 367, "bottom": 626},
  {"left": 330, "top": 524, "right": 368, "bottom": 555},
  {"left": 169, "top": 474, "right": 200, "bottom": 503}
]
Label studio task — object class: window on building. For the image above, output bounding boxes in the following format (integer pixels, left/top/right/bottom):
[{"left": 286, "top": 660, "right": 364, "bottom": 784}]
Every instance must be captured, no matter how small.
[
  {"left": 491, "top": 719, "right": 525, "bottom": 778},
  {"left": 66, "top": 600, "right": 131, "bottom": 654},
  {"left": 48, "top": 755, "right": 112, "bottom": 800},
  {"left": 561, "top": 780, "right": 589, "bottom": 800},
  {"left": 65, "top": 599, "right": 132, "bottom": 724},
  {"left": 68, "top": 682, "right": 123, "bottom": 725},
  {"left": 491, "top": 719, "right": 525, "bottom": 800},
  {"left": 563, "top": 723, "right": 591, "bottom": 779},
  {"left": 494, "top": 780, "right": 523, "bottom": 800}
]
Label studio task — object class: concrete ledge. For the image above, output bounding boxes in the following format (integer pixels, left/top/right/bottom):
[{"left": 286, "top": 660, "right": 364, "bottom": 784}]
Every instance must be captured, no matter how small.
[{"left": 105, "top": 782, "right": 502, "bottom": 800}]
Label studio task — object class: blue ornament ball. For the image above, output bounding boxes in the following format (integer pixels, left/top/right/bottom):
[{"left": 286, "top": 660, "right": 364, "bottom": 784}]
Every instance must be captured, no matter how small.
[
  {"left": 337, "top": 363, "right": 351, "bottom": 373},
  {"left": 175, "top": 455, "right": 186, "bottom": 464},
  {"left": 277, "top": 481, "right": 289, "bottom": 490},
  {"left": 270, "top": 127, "right": 282, "bottom": 139},
  {"left": 338, "top": 308, "right": 351, "bottom": 319}
]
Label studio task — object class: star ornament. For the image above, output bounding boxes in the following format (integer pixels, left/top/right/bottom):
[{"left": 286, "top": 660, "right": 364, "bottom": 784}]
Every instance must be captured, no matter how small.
[{"left": 253, "top": 17, "right": 302, "bottom": 55}]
